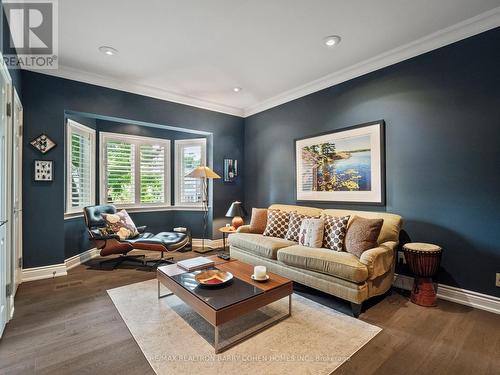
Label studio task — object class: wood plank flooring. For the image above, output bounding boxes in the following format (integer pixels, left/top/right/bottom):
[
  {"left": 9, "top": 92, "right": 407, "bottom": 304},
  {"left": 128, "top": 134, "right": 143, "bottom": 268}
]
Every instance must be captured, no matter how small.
[{"left": 1, "top": 249, "right": 499, "bottom": 375}]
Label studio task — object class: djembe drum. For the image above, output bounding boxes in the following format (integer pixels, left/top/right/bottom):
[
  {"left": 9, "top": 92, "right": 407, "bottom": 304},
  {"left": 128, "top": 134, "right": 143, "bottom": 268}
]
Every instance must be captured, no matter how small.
[{"left": 403, "top": 242, "right": 442, "bottom": 307}]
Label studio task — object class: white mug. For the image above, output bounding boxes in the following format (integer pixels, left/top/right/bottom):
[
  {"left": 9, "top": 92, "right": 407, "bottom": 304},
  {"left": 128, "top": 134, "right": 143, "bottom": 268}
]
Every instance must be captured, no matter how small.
[{"left": 254, "top": 265, "right": 267, "bottom": 280}]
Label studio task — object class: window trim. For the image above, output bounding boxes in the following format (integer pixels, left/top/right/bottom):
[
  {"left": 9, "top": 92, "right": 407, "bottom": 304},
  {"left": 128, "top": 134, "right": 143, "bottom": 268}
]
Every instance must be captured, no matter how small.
[
  {"left": 65, "top": 119, "right": 96, "bottom": 215},
  {"left": 99, "top": 132, "right": 171, "bottom": 209},
  {"left": 174, "top": 138, "right": 207, "bottom": 207}
]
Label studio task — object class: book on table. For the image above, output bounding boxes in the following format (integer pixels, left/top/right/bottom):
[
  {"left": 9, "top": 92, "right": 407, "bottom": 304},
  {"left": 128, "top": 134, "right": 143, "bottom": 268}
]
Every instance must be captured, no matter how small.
[{"left": 177, "top": 257, "right": 215, "bottom": 271}]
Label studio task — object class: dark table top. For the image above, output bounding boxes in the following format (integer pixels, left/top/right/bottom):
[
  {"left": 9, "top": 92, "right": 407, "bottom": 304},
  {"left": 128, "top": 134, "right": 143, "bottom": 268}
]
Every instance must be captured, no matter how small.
[{"left": 171, "top": 269, "right": 263, "bottom": 310}]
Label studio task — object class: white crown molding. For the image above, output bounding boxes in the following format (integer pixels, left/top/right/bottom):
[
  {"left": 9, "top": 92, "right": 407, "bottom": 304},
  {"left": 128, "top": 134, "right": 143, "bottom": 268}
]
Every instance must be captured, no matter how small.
[
  {"left": 25, "top": 65, "right": 244, "bottom": 117},
  {"left": 23, "top": 7, "right": 500, "bottom": 119},
  {"left": 243, "top": 6, "right": 500, "bottom": 117},
  {"left": 393, "top": 274, "right": 500, "bottom": 315}
]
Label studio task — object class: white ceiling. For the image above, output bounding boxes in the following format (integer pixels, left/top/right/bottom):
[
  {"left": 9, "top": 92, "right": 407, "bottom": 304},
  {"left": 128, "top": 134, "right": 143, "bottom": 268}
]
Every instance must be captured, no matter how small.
[{"left": 48, "top": 0, "right": 500, "bottom": 116}]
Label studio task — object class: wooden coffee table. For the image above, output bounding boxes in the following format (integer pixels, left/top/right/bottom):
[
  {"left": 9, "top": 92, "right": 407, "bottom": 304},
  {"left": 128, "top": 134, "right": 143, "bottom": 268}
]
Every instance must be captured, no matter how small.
[{"left": 157, "top": 255, "right": 293, "bottom": 353}]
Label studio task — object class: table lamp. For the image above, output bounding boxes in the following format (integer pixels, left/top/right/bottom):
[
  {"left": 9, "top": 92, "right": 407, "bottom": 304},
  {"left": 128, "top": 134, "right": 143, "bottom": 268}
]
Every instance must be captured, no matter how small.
[{"left": 225, "top": 201, "right": 247, "bottom": 229}]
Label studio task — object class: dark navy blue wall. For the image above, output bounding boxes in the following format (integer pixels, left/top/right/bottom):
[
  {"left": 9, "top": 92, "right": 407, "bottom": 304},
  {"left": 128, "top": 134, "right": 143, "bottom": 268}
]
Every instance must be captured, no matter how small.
[
  {"left": 22, "top": 70, "right": 244, "bottom": 267},
  {"left": 244, "top": 28, "right": 500, "bottom": 297},
  {"left": 63, "top": 117, "right": 210, "bottom": 259}
]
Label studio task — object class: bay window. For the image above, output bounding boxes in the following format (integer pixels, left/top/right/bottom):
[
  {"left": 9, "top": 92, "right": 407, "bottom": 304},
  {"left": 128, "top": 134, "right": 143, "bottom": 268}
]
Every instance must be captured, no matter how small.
[
  {"left": 100, "top": 132, "right": 170, "bottom": 208},
  {"left": 175, "top": 138, "right": 207, "bottom": 206},
  {"left": 65, "top": 120, "right": 96, "bottom": 214}
]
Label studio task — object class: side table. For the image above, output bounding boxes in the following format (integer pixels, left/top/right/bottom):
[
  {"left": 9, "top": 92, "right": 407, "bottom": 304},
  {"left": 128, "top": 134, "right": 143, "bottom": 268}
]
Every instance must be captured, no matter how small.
[
  {"left": 219, "top": 226, "right": 237, "bottom": 251},
  {"left": 403, "top": 242, "right": 442, "bottom": 307}
]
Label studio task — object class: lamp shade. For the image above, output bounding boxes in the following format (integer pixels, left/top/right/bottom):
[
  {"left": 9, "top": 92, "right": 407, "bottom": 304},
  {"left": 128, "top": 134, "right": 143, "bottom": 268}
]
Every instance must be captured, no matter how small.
[
  {"left": 225, "top": 201, "right": 247, "bottom": 218},
  {"left": 185, "top": 166, "right": 221, "bottom": 179}
]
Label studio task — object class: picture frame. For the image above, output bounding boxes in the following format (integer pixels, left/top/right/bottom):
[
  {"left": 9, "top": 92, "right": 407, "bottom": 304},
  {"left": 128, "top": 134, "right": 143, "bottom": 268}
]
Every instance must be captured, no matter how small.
[
  {"left": 34, "top": 160, "right": 53, "bottom": 181},
  {"left": 223, "top": 158, "right": 238, "bottom": 183},
  {"left": 30, "top": 133, "right": 57, "bottom": 154},
  {"left": 295, "top": 120, "right": 385, "bottom": 205}
]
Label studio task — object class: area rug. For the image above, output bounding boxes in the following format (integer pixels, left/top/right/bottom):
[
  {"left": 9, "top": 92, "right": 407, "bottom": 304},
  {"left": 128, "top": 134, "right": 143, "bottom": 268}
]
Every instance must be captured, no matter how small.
[{"left": 108, "top": 280, "right": 381, "bottom": 375}]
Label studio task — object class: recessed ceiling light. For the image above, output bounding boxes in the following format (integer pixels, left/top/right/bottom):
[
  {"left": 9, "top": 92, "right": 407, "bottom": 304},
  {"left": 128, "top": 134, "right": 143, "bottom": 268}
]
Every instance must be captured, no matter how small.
[
  {"left": 98, "top": 46, "right": 118, "bottom": 56},
  {"left": 233, "top": 87, "right": 242, "bottom": 93},
  {"left": 324, "top": 35, "right": 341, "bottom": 47}
]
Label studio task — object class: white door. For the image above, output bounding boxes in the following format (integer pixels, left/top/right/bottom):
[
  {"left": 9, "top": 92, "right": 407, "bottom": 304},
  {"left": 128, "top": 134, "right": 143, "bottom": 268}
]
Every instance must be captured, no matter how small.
[
  {"left": 0, "top": 60, "right": 11, "bottom": 338},
  {"left": 12, "top": 90, "right": 22, "bottom": 293}
]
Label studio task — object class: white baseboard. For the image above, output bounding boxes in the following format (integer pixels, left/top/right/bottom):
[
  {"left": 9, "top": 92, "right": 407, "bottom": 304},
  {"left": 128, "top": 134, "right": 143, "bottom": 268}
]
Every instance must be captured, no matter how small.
[
  {"left": 393, "top": 274, "right": 500, "bottom": 315},
  {"left": 65, "top": 248, "right": 100, "bottom": 270},
  {"left": 9, "top": 295, "right": 14, "bottom": 320},
  {"left": 22, "top": 248, "right": 100, "bottom": 282},
  {"left": 22, "top": 263, "right": 67, "bottom": 282},
  {"left": 20, "top": 239, "right": 226, "bottom": 282}
]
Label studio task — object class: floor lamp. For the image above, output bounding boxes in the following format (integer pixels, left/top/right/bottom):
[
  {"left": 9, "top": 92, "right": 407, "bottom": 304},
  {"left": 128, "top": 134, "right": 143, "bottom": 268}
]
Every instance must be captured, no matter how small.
[{"left": 185, "top": 166, "right": 221, "bottom": 253}]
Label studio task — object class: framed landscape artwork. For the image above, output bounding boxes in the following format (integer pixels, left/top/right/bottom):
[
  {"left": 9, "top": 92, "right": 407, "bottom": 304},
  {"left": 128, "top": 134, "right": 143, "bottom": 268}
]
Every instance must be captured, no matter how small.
[{"left": 295, "top": 120, "right": 385, "bottom": 205}]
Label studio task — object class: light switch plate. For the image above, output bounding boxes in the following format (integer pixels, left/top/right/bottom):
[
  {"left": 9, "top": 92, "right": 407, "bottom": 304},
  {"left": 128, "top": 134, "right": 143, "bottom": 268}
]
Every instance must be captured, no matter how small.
[{"left": 496, "top": 273, "right": 500, "bottom": 287}]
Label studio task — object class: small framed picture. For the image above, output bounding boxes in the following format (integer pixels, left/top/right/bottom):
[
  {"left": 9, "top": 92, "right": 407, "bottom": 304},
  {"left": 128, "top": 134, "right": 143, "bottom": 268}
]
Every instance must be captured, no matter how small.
[
  {"left": 223, "top": 158, "right": 238, "bottom": 182},
  {"left": 34, "top": 160, "right": 53, "bottom": 181}
]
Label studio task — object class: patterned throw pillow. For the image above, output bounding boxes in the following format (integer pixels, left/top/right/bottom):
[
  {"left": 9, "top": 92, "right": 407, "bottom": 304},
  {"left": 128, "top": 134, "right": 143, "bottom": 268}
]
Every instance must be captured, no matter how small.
[
  {"left": 263, "top": 210, "right": 290, "bottom": 238},
  {"left": 344, "top": 216, "right": 384, "bottom": 257},
  {"left": 322, "top": 215, "right": 350, "bottom": 251},
  {"left": 298, "top": 218, "right": 325, "bottom": 248},
  {"left": 249, "top": 208, "right": 268, "bottom": 234},
  {"left": 102, "top": 209, "right": 139, "bottom": 240},
  {"left": 285, "top": 212, "right": 316, "bottom": 242}
]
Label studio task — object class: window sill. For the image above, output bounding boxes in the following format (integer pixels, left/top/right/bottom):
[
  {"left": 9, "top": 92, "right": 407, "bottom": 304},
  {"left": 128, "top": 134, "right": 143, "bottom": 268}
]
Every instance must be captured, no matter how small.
[
  {"left": 64, "top": 212, "right": 84, "bottom": 220},
  {"left": 64, "top": 205, "right": 208, "bottom": 220},
  {"left": 125, "top": 206, "right": 206, "bottom": 213}
]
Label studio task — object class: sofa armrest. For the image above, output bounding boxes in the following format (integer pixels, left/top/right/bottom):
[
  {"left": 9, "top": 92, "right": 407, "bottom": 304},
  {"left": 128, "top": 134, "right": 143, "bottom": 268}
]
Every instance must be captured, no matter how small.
[
  {"left": 359, "top": 241, "right": 397, "bottom": 279},
  {"left": 237, "top": 225, "right": 252, "bottom": 233}
]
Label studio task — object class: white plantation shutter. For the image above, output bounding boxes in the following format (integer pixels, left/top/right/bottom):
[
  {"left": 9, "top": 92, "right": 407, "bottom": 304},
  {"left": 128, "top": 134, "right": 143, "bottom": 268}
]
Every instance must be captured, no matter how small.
[
  {"left": 105, "top": 141, "right": 135, "bottom": 204},
  {"left": 140, "top": 144, "right": 165, "bottom": 203},
  {"left": 175, "top": 139, "right": 206, "bottom": 205},
  {"left": 66, "top": 121, "right": 96, "bottom": 213},
  {"left": 100, "top": 132, "right": 170, "bottom": 207}
]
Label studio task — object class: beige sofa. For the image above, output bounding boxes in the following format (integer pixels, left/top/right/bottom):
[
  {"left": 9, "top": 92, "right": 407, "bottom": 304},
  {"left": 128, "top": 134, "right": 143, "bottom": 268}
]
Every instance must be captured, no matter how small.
[{"left": 229, "top": 204, "right": 402, "bottom": 316}]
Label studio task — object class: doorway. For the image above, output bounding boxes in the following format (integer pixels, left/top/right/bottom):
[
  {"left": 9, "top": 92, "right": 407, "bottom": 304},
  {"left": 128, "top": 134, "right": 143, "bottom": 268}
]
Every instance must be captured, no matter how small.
[{"left": 0, "top": 59, "right": 12, "bottom": 337}]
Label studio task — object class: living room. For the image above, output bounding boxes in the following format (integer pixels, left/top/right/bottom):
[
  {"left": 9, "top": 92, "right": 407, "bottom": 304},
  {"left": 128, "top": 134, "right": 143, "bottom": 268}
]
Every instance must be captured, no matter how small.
[{"left": 0, "top": 1, "right": 499, "bottom": 374}]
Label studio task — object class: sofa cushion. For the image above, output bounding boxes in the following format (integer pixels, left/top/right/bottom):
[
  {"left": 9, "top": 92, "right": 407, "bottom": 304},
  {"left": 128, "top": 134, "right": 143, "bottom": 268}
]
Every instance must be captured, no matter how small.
[
  {"left": 322, "top": 215, "right": 350, "bottom": 251},
  {"left": 345, "top": 216, "right": 384, "bottom": 257},
  {"left": 249, "top": 208, "right": 268, "bottom": 234},
  {"left": 322, "top": 209, "right": 402, "bottom": 244},
  {"left": 298, "top": 218, "right": 325, "bottom": 248},
  {"left": 285, "top": 212, "right": 317, "bottom": 242},
  {"left": 263, "top": 209, "right": 290, "bottom": 238},
  {"left": 277, "top": 245, "right": 368, "bottom": 283},
  {"left": 229, "top": 233, "right": 296, "bottom": 259}
]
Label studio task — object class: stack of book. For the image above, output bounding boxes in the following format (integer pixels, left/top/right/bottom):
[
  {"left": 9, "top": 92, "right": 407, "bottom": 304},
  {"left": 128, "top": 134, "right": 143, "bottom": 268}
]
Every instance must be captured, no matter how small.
[{"left": 177, "top": 257, "right": 215, "bottom": 272}]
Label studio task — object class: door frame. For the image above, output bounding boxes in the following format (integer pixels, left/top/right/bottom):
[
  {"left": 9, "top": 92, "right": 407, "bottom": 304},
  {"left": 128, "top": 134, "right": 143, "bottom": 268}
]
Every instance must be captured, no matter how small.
[
  {"left": 0, "top": 56, "right": 12, "bottom": 337},
  {"left": 11, "top": 89, "right": 22, "bottom": 299}
]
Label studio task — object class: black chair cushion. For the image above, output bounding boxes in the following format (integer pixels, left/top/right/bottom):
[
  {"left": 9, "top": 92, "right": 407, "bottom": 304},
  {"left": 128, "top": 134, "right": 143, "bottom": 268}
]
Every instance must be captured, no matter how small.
[
  {"left": 84, "top": 205, "right": 117, "bottom": 229},
  {"left": 126, "top": 231, "right": 188, "bottom": 250}
]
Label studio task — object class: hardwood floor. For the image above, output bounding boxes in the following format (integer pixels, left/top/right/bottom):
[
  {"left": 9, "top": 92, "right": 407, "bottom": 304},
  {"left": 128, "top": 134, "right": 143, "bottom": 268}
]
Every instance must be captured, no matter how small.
[{"left": 1, "top": 250, "right": 499, "bottom": 375}]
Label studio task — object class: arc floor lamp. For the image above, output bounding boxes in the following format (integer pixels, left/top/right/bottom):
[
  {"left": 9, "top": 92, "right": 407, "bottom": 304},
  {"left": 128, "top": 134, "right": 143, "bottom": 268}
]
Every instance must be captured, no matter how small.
[{"left": 185, "top": 166, "right": 221, "bottom": 253}]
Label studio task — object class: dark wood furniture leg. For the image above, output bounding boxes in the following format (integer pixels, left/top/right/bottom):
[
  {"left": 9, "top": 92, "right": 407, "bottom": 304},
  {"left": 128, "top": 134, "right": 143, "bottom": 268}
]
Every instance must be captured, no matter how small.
[{"left": 351, "top": 302, "right": 362, "bottom": 318}]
